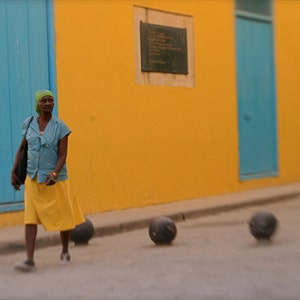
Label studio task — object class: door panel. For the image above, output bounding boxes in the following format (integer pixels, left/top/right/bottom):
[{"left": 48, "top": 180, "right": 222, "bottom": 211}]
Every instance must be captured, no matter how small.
[
  {"left": 0, "top": 0, "right": 55, "bottom": 212},
  {"left": 236, "top": 17, "right": 277, "bottom": 179}
]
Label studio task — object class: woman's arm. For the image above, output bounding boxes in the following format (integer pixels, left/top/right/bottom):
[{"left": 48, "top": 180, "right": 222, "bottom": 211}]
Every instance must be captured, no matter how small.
[{"left": 45, "top": 135, "right": 69, "bottom": 185}]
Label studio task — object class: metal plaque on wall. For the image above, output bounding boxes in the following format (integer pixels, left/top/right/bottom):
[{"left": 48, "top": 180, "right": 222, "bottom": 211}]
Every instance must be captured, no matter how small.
[{"left": 140, "top": 21, "right": 188, "bottom": 74}]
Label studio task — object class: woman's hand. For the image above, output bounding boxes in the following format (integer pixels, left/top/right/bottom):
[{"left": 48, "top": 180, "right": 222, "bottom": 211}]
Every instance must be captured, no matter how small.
[
  {"left": 45, "top": 172, "right": 58, "bottom": 186},
  {"left": 11, "top": 173, "right": 21, "bottom": 191}
]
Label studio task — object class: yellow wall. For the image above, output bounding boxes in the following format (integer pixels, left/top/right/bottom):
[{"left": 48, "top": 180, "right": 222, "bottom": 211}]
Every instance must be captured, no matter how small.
[
  {"left": 55, "top": 0, "right": 236, "bottom": 214},
  {"left": 54, "top": 0, "right": 300, "bottom": 215},
  {"left": 275, "top": 0, "right": 300, "bottom": 180},
  {"left": 2, "top": 0, "right": 300, "bottom": 227}
]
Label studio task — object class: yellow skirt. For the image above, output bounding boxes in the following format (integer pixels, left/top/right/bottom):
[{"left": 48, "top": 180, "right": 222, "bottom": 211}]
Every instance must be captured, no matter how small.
[{"left": 24, "top": 176, "right": 85, "bottom": 231}]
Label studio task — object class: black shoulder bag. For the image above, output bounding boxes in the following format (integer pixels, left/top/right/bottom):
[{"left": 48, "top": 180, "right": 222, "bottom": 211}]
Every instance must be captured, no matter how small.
[{"left": 15, "top": 116, "right": 34, "bottom": 184}]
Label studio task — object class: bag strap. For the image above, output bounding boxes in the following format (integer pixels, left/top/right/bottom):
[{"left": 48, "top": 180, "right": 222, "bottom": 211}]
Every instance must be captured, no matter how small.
[{"left": 24, "top": 116, "right": 34, "bottom": 138}]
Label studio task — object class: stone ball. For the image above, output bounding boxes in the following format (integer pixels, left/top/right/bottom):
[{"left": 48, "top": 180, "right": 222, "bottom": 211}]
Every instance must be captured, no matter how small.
[
  {"left": 149, "top": 216, "right": 177, "bottom": 245},
  {"left": 70, "top": 217, "right": 94, "bottom": 245},
  {"left": 248, "top": 211, "right": 278, "bottom": 241}
]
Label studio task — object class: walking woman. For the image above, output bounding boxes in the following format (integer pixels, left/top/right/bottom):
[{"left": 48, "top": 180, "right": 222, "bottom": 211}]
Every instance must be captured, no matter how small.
[{"left": 11, "top": 90, "right": 85, "bottom": 272}]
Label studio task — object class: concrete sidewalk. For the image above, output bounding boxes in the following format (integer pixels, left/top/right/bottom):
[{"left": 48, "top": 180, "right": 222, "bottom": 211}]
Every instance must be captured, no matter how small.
[{"left": 1, "top": 182, "right": 300, "bottom": 255}]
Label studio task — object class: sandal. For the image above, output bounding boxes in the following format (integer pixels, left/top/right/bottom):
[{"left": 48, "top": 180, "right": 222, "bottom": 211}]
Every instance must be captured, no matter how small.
[
  {"left": 60, "top": 253, "right": 71, "bottom": 265},
  {"left": 14, "top": 260, "right": 36, "bottom": 272}
]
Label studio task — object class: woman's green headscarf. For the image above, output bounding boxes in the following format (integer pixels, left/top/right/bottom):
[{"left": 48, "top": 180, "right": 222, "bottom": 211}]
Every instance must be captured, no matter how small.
[{"left": 35, "top": 89, "right": 54, "bottom": 113}]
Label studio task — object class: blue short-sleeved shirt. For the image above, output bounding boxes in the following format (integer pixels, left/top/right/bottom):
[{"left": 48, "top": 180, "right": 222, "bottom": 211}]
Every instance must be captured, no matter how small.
[{"left": 23, "top": 116, "right": 71, "bottom": 183}]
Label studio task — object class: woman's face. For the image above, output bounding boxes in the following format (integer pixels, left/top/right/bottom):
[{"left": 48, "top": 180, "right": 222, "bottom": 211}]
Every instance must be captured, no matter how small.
[{"left": 38, "top": 95, "right": 54, "bottom": 113}]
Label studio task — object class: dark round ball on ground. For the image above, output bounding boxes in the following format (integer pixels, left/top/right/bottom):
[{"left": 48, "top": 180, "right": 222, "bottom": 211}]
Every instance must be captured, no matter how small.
[
  {"left": 149, "top": 216, "right": 177, "bottom": 245},
  {"left": 70, "top": 217, "right": 94, "bottom": 245},
  {"left": 248, "top": 211, "right": 278, "bottom": 240}
]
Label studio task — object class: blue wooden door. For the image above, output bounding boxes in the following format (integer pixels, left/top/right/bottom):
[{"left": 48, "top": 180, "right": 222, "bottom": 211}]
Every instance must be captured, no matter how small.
[
  {"left": 235, "top": 15, "right": 278, "bottom": 180},
  {"left": 0, "top": 0, "right": 56, "bottom": 212}
]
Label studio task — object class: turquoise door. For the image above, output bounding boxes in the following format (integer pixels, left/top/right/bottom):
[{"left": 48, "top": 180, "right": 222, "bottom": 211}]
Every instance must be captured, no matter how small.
[
  {"left": 0, "top": 0, "right": 56, "bottom": 212},
  {"left": 235, "top": 12, "right": 278, "bottom": 180}
]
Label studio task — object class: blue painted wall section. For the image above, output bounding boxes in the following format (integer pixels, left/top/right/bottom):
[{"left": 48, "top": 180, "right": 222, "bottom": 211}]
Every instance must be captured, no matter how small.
[{"left": 0, "top": 0, "right": 56, "bottom": 212}]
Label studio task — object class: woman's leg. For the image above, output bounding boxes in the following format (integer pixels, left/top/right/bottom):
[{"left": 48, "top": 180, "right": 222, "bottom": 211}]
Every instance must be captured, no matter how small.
[
  {"left": 14, "top": 224, "right": 37, "bottom": 271},
  {"left": 60, "top": 230, "right": 70, "bottom": 254},
  {"left": 60, "top": 230, "right": 71, "bottom": 264},
  {"left": 25, "top": 224, "right": 37, "bottom": 262}
]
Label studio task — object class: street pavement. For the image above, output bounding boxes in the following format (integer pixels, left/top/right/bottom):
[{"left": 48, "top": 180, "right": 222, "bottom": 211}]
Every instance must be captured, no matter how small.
[
  {"left": 0, "top": 183, "right": 300, "bottom": 300},
  {"left": 0, "top": 189, "right": 300, "bottom": 300}
]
